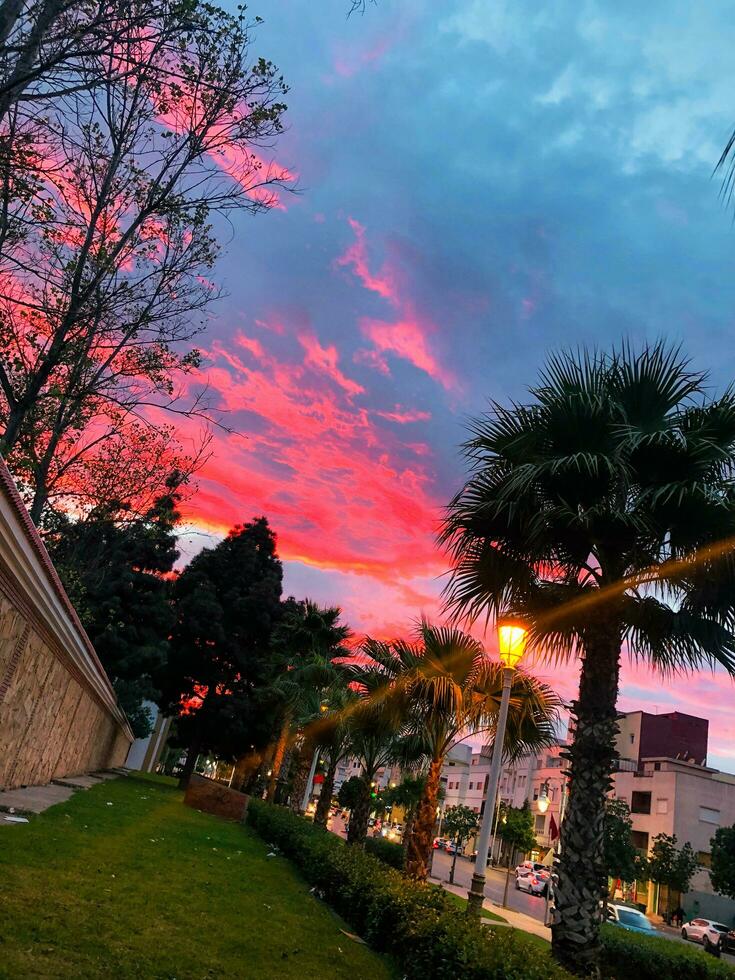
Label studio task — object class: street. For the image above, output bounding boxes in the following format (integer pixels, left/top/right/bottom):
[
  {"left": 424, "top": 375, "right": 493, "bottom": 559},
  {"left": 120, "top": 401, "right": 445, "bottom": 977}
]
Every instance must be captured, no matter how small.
[{"left": 328, "top": 814, "right": 735, "bottom": 966}]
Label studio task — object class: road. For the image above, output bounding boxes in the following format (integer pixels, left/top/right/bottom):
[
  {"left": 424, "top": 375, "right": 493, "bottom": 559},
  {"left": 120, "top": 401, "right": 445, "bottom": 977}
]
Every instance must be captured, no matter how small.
[
  {"left": 328, "top": 814, "right": 735, "bottom": 965},
  {"left": 328, "top": 813, "right": 545, "bottom": 920}
]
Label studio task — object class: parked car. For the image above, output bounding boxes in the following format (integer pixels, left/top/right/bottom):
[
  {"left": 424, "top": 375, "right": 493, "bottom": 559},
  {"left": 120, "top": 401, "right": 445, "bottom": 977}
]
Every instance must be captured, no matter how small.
[
  {"left": 515, "top": 868, "right": 549, "bottom": 896},
  {"left": 433, "top": 837, "right": 449, "bottom": 849},
  {"left": 515, "top": 861, "right": 549, "bottom": 879},
  {"left": 682, "top": 918, "right": 731, "bottom": 944},
  {"left": 701, "top": 923, "right": 735, "bottom": 956},
  {"left": 606, "top": 904, "right": 657, "bottom": 935},
  {"left": 444, "top": 840, "right": 461, "bottom": 855}
]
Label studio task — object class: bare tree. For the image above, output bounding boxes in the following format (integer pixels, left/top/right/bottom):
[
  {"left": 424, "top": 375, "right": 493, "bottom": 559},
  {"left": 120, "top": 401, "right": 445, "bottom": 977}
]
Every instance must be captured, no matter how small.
[{"left": 0, "top": 3, "right": 289, "bottom": 521}]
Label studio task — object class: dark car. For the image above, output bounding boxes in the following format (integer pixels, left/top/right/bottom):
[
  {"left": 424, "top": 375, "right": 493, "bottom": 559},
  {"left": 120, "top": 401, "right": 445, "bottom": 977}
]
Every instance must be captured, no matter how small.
[{"left": 701, "top": 923, "right": 735, "bottom": 956}]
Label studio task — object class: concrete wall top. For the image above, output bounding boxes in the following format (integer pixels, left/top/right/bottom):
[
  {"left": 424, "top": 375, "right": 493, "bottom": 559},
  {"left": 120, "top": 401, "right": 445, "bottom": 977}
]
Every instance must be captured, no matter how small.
[{"left": 0, "top": 457, "right": 132, "bottom": 739}]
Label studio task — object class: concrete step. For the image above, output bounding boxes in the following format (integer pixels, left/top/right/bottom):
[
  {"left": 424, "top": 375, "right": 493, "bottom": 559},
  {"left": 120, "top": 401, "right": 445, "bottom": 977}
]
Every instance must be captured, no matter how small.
[{"left": 0, "top": 783, "right": 75, "bottom": 815}]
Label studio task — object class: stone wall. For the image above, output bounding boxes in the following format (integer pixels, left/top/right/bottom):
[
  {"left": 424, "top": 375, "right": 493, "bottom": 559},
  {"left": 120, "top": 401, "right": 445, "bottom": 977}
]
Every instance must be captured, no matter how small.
[
  {"left": 0, "top": 460, "right": 132, "bottom": 789},
  {"left": 184, "top": 774, "right": 250, "bottom": 822}
]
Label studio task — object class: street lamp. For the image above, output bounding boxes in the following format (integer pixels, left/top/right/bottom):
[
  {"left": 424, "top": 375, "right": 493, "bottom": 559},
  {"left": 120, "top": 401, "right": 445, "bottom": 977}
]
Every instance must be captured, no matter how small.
[
  {"left": 467, "top": 616, "right": 528, "bottom": 918},
  {"left": 537, "top": 782, "right": 550, "bottom": 814}
]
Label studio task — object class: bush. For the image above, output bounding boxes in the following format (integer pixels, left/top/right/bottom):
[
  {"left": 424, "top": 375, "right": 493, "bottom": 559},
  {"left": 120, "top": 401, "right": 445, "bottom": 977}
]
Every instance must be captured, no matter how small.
[
  {"left": 364, "top": 836, "right": 405, "bottom": 870},
  {"left": 247, "top": 800, "right": 570, "bottom": 979},
  {"left": 599, "top": 924, "right": 735, "bottom": 980}
]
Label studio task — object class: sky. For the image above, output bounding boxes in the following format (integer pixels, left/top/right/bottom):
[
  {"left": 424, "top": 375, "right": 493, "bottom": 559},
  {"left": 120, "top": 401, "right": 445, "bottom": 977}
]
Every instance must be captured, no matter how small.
[{"left": 174, "top": 0, "right": 735, "bottom": 769}]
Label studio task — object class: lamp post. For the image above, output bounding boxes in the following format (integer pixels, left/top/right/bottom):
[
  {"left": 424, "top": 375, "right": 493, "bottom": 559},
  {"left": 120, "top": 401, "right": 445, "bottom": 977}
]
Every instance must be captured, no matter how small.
[{"left": 467, "top": 618, "right": 528, "bottom": 918}]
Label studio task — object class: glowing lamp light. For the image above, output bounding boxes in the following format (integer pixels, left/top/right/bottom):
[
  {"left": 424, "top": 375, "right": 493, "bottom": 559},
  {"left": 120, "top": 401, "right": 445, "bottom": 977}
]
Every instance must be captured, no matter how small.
[
  {"left": 537, "top": 787, "right": 550, "bottom": 814},
  {"left": 497, "top": 618, "right": 528, "bottom": 669}
]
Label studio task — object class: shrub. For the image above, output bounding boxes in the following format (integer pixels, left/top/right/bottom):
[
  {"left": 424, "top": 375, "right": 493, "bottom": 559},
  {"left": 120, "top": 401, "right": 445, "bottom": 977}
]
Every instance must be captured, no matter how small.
[
  {"left": 247, "top": 800, "right": 570, "bottom": 979},
  {"left": 364, "top": 836, "right": 404, "bottom": 870},
  {"left": 599, "top": 924, "right": 735, "bottom": 980}
]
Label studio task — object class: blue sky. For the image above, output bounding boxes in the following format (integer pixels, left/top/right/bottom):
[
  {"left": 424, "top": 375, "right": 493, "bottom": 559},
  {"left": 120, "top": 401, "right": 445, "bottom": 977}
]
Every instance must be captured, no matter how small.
[{"left": 183, "top": 0, "right": 735, "bottom": 767}]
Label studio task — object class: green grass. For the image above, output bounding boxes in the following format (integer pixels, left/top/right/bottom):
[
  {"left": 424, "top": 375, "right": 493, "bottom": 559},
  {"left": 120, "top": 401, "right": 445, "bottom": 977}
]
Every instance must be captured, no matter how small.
[{"left": 0, "top": 773, "right": 396, "bottom": 980}]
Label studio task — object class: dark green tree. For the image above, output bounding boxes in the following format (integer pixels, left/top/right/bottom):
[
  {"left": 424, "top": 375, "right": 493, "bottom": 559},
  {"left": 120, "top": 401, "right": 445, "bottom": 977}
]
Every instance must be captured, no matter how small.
[
  {"left": 497, "top": 801, "right": 537, "bottom": 906},
  {"left": 380, "top": 774, "right": 427, "bottom": 860},
  {"left": 48, "top": 479, "right": 180, "bottom": 736},
  {"left": 645, "top": 833, "right": 698, "bottom": 915},
  {"left": 337, "top": 775, "right": 367, "bottom": 812},
  {"left": 710, "top": 825, "right": 735, "bottom": 899},
  {"left": 442, "top": 804, "right": 480, "bottom": 884},
  {"left": 161, "top": 517, "right": 283, "bottom": 786},
  {"left": 442, "top": 343, "right": 735, "bottom": 974},
  {"left": 604, "top": 799, "right": 638, "bottom": 883},
  {"left": 603, "top": 799, "right": 638, "bottom": 909}
]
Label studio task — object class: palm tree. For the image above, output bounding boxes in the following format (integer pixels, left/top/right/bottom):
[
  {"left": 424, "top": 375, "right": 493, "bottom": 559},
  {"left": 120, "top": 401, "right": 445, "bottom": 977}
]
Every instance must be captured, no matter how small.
[
  {"left": 342, "top": 650, "right": 424, "bottom": 845},
  {"left": 312, "top": 680, "right": 359, "bottom": 827},
  {"left": 265, "top": 600, "right": 351, "bottom": 804},
  {"left": 358, "top": 624, "right": 559, "bottom": 880},
  {"left": 441, "top": 343, "right": 735, "bottom": 975}
]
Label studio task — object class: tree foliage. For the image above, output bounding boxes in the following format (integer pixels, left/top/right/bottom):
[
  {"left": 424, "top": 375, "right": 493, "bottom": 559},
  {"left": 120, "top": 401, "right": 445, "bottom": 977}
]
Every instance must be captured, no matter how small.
[
  {"left": 644, "top": 833, "right": 698, "bottom": 895},
  {"left": 47, "top": 475, "right": 180, "bottom": 736},
  {"left": 710, "top": 824, "right": 735, "bottom": 899},
  {"left": 443, "top": 804, "right": 480, "bottom": 846},
  {"left": 497, "top": 800, "right": 537, "bottom": 858},
  {"left": 337, "top": 775, "right": 366, "bottom": 811},
  {"left": 161, "top": 517, "right": 283, "bottom": 776},
  {"left": 603, "top": 798, "right": 638, "bottom": 884},
  {"left": 0, "top": 0, "right": 289, "bottom": 522}
]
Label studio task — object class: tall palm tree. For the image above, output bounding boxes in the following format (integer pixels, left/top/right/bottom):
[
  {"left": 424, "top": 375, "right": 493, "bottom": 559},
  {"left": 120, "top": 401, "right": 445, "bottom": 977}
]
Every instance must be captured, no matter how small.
[
  {"left": 441, "top": 343, "right": 735, "bottom": 975},
  {"left": 265, "top": 600, "right": 351, "bottom": 803},
  {"left": 342, "top": 649, "right": 424, "bottom": 845},
  {"left": 312, "top": 680, "right": 359, "bottom": 827},
  {"left": 357, "top": 624, "right": 560, "bottom": 880}
]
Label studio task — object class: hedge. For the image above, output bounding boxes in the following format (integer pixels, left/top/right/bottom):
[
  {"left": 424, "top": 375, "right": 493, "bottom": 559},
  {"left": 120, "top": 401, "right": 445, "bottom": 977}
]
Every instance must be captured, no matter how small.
[
  {"left": 364, "top": 836, "right": 405, "bottom": 870},
  {"left": 600, "top": 924, "right": 735, "bottom": 980},
  {"left": 247, "top": 799, "right": 570, "bottom": 979}
]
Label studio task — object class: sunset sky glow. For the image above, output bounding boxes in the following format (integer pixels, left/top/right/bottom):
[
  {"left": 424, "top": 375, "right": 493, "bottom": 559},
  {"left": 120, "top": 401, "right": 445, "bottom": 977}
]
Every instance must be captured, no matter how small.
[{"left": 174, "top": 0, "right": 735, "bottom": 768}]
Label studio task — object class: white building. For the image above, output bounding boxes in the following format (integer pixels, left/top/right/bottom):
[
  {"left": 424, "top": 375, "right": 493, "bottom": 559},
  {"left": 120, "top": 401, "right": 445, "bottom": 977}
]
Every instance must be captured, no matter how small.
[
  {"left": 614, "top": 757, "right": 735, "bottom": 921},
  {"left": 440, "top": 740, "right": 568, "bottom": 863}
]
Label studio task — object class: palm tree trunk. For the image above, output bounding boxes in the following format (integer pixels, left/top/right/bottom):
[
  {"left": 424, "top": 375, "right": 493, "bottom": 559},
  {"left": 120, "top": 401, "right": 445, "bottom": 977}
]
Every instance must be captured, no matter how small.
[
  {"left": 266, "top": 714, "right": 290, "bottom": 803},
  {"left": 177, "top": 724, "right": 202, "bottom": 790},
  {"left": 346, "top": 777, "right": 371, "bottom": 845},
  {"left": 402, "top": 809, "right": 416, "bottom": 861},
  {"left": 314, "top": 751, "right": 339, "bottom": 827},
  {"left": 290, "top": 742, "right": 312, "bottom": 813},
  {"left": 551, "top": 618, "right": 621, "bottom": 977},
  {"left": 274, "top": 746, "right": 293, "bottom": 805},
  {"left": 405, "top": 757, "right": 443, "bottom": 880}
]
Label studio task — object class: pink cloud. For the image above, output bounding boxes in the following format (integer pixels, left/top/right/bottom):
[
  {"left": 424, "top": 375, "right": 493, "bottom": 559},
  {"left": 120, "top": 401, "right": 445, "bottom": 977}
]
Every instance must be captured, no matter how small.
[
  {"left": 298, "top": 332, "right": 365, "bottom": 397},
  {"left": 360, "top": 316, "right": 456, "bottom": 391},
  {"left": 334, "top": 218, "right": 399, "bottom": 304},
  {"left": 375, "top": 405, "right": 432, "bottom": 424}
]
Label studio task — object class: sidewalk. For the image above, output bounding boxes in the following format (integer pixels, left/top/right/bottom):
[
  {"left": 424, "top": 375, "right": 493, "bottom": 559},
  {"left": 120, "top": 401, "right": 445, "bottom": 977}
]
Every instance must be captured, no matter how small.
[{"left": 437, "top": 877, "right": 552, "bottom": 941}]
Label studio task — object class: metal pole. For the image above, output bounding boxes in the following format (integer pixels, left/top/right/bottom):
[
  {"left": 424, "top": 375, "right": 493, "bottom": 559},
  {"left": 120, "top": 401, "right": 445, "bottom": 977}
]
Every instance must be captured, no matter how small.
[
  {"left": 301, "top": 746, "right": 320, "bottom": 813},
  {"left": 488, "top": 790, "right": 503, "bottom": 866},
  {"left": 467, "top": 666, "right": 514, "bottom": 918}
]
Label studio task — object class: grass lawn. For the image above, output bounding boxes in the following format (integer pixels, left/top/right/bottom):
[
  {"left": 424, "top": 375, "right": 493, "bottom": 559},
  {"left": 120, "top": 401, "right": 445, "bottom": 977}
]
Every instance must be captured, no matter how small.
[{"left": 0, "top": 773, "right": 396, "bottom": 980}]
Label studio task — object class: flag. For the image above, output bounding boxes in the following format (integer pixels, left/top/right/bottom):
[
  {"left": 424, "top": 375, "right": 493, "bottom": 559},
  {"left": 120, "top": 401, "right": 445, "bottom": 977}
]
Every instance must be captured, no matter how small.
[{"left": 549, "top": 812, "right": 560, "bottom": 842}]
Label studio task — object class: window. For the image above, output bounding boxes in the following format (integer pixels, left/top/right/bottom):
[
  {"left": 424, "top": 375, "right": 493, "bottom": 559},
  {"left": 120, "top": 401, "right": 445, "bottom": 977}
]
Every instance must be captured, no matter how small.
[
  {"left": 468, "top": 782, "right": 473, "bottom": 790},
  {"left": 654, "top": 762, "right": 661, "bottom": 771},
  {"left": 473, "top": 806, "right": 479, "bottom": 813},
  {"left": 698, "top": 851, "right": 712, "bottom": 868},
  {"left": 629, "top": 733, "right": 635, "bottom": 744},
  {"left": 656, "top": 798, "right": 668, "bottom": 814},
  {"left": 472, "top": 758, "right": 478, "bottom": 766},
  {"left": 631, "top": 791, "right": 651, "bottom": 814},
  {"left": 700, "top": 806, "right": 720, "bottom": 825},
  {"left": 535, "top": 815, "right": 545, "bottom": 833},
  {"left": 631, "top": 830, "right": 649, "bottom": 852}
]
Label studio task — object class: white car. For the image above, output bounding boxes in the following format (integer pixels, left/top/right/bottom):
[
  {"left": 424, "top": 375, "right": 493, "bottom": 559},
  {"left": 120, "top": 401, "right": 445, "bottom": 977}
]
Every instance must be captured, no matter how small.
[
  {"left": 515, "top": 865, "right": 550, "bottom": 896},
  {"left": 682, "top": 917, "right": 730, "bottom": 945}
]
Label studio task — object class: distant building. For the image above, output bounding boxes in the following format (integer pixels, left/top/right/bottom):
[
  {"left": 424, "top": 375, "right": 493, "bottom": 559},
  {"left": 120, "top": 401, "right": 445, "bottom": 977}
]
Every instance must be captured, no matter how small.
[
  {"left": 616, "top": 709, "right": 708, "bottom": 770},
  {"left": 614, "top": 757, "right": 735, "bottom": 921}
]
